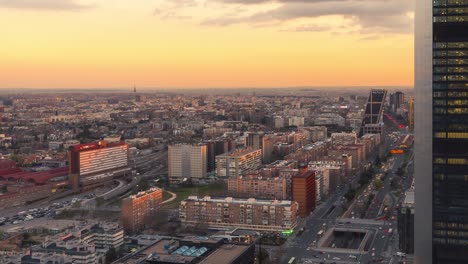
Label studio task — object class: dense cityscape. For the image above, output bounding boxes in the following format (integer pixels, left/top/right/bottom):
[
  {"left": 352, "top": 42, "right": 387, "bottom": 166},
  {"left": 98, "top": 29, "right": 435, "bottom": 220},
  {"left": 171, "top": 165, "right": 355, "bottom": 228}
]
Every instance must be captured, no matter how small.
[
  {"left": 0, "top": 88, "right": 415, "bottom": 264},
  {"left": 1, "top": 0, "right": 467, "bottom": 264}
]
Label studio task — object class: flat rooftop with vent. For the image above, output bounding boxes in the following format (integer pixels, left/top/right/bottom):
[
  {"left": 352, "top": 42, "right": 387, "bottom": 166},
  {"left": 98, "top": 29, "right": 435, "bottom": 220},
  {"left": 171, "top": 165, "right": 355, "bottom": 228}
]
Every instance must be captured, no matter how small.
[{"left": 115, "top": 236, "right": 255, "bottom": 264}]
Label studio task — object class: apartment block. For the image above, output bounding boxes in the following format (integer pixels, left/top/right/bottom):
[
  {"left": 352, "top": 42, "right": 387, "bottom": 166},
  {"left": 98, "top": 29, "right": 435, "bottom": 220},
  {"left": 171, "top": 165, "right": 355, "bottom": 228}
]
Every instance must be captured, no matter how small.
[
  {"left": 262, "top": 135, "right": 275, "bottom": 163},
  {"left": 25, "top": 223, "right": 123, "bottom": 264},
  {"left": 292, "top": 170, "right": 316, "bottom": 217},
  {"left": 331, "top": 132, "right": 357, "bottom": 145},
  {"left": 215, "top": 148, "right": 262, "bottom": 178},
  {"left": 180, "top": 196, "right": 298, "bottom": 232},
  {"left": 310, "top": 163, "right": 344, "bottom": 194},
  {"left": 122, "top": 188, "right": 163, "bottom": 234},
  {"left": 226, "top": 174, "right": 287, "bottom": 200},
  {"left": 328, "top": 145, "right": 362, "bottom": 169},
  {"left": 168, "top": 144, "right": 207, "bottom": 181}
]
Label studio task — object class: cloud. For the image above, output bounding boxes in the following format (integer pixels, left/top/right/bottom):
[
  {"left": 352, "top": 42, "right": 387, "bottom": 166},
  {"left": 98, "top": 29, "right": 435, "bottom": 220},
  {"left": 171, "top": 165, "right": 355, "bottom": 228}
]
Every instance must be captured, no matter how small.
[
  {"left": 283, "top": 24, "right": 333, "bottom": 32},
  {"left": 153, "top": 0, "right": 414, "bottom": 35},
  {"left": 0, "top": 0, "right": 94, "bottom": 11},
  {"left": 204, "top": 0, "right": 414, "bottom": 34}
]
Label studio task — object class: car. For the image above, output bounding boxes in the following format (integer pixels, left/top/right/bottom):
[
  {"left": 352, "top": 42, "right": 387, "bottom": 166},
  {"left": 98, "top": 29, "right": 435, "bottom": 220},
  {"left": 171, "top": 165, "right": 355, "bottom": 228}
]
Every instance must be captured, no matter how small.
[
  {"left": 25, "top": 215, "right": 34, "bottom": 221},
  {"left": 332, "top": 257, "right": 341, "bottom": 260}
]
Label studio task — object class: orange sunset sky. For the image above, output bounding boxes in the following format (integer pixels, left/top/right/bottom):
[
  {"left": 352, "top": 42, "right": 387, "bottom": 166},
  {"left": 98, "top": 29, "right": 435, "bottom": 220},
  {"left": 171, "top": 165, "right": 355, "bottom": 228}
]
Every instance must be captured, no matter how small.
[{"left": 0, "top": 0, "right": 414, "bottom": 89}]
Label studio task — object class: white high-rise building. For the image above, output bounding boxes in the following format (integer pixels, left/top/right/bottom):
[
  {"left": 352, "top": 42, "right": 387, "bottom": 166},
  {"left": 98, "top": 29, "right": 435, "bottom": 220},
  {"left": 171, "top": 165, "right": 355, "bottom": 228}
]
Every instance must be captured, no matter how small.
[{"left": 168, "top": 144, "right": 207, "bottom": 181}]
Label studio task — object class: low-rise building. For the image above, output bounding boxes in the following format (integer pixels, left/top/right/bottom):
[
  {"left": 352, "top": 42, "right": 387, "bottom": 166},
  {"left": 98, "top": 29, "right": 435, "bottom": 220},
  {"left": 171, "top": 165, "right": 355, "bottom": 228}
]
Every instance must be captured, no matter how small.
[
  {"left": 115, "top": 237, "right": 255, "bottom": 264},
  {"left": 21, "top": 223, "right": 123, "bottom": 264}
]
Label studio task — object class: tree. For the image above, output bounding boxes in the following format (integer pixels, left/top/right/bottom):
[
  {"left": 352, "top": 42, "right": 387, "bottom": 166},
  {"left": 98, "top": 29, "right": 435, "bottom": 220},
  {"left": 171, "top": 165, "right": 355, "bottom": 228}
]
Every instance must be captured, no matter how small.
[{"left": 373, "top": 179, "right": 384, "bottom": 189}]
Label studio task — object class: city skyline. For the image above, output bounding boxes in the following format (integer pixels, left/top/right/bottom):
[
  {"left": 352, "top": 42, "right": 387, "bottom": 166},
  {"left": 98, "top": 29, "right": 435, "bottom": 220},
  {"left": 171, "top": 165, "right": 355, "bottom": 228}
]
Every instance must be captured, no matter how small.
[{"left": 1, "top": 0, "right": 414, "bottom": 89}]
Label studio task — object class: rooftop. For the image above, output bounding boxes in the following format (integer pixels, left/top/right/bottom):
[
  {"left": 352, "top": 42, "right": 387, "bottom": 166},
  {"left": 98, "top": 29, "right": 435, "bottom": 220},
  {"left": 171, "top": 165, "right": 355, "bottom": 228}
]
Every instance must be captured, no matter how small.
[
  {"left": 199, "top": 244, "right": 251, "bottom": 264},
  {"left": 127, "top": 187, "right": 162, "bottom": 200},
  {"left": 184, "top": 196, "right": 294, "bottom": 206},
  {"left": 217, "top": 148, "right": 261, "bottom": 157},
  {"left": 403, "top": 190, "right": 415, "bottom": 207}
]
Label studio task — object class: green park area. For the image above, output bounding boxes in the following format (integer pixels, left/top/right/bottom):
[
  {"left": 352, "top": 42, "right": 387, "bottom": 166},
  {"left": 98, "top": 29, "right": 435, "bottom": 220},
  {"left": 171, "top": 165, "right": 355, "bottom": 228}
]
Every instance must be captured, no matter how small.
[{"left": 162, "top": 182, "right": 226, "bottom": 209}]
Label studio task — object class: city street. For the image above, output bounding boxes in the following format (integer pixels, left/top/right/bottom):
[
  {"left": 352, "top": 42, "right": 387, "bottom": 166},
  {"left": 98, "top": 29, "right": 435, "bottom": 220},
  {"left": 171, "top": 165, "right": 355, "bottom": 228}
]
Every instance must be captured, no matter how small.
[{"left": 282, "top": 133, "right": 413, "bottom": 264}]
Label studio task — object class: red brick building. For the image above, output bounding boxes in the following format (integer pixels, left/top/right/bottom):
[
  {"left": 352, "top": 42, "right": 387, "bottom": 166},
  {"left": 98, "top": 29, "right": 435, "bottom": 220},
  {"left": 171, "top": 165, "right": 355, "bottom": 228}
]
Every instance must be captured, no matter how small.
[
  {"left": 292, "top": 170, "right": 316, "bottom": 217},
  {"left": 122, "top": 187, "right": 163, "bottom": 234}
]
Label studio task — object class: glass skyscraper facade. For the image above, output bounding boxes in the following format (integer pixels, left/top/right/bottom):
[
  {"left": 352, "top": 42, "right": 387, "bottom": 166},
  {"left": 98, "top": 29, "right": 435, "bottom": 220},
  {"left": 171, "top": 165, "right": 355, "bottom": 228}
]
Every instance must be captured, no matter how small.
[{"left": 416, "top": 1, "right": 468, "bottom": 263}]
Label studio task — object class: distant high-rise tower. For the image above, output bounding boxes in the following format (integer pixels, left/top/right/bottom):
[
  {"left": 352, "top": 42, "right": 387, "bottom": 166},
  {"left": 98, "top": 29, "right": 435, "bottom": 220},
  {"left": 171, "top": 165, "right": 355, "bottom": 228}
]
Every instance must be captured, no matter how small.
[
  {"left": 408, "top": 96, "right": 414, "bottom": 132},
  {"left": 415, "top": 0, "right": 468, "bottom": 263},
  {"left": 133, "top": 85, "right": 142, "bottom": 102},
  {"left": 359, "top": 89, "right": 387, "bottom": 137},
  {"left": 390, "top": 91, "right": 405, "bottom": 113}
]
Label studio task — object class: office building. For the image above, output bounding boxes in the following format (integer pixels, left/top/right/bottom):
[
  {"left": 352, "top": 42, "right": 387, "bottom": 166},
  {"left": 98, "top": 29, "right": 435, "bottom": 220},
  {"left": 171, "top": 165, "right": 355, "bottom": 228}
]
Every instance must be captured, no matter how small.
[
  {"left": 180, "top": 196, "right": 298, "bottom": 232},
  {"left": 226, "top": 174, "right": 287, "bottom": 200},
  {"left": 215, "top": 148, "right": 262, "bottom": 178},
  {"left": 398, "top": 189, "right": 415, "bottom": 254},
  {"left": 204, "top": 141, "right": 216, "bottom": 173},
  {"left": 390, "top": 91, "right": 405, "bottom": 113},
  {"left": 292, "top": 170, "right": 316, "bottom": 217},
  {"left": 168, "top": 144, "right": 207, "bottom": 182},
  {"left": 415, "top": 1, "right": 468, "bottom": 263},
  {"left": 122, "top": 188, "right": 163, "bottom": 234},
  {"left": 204, "top": 139, "right": 234, "bottom": 173},
  {"left": 409, "top": 96, "right": 414, "bottom": 131},
  {"left": 69, "top": 140, "right": 131, "bottom": 192},
  {"left": 359, "top": 89, "right": 387, "bottom": 137}
]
